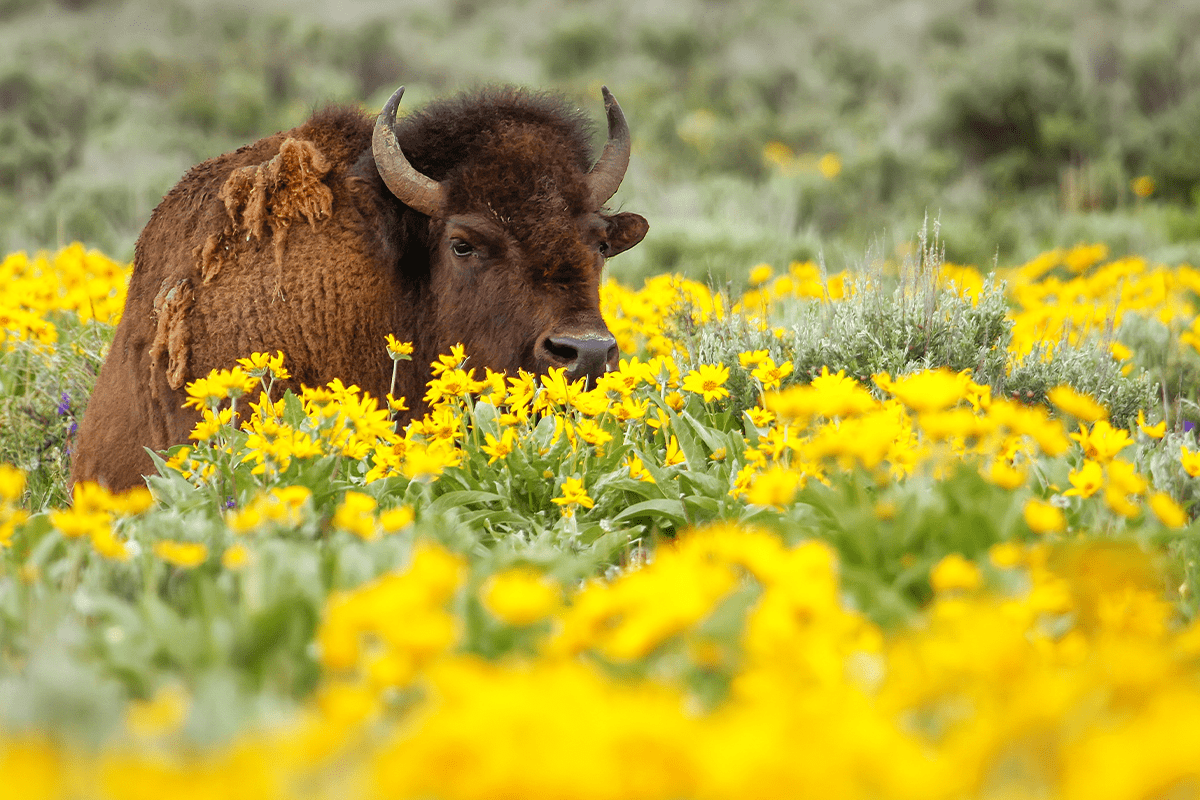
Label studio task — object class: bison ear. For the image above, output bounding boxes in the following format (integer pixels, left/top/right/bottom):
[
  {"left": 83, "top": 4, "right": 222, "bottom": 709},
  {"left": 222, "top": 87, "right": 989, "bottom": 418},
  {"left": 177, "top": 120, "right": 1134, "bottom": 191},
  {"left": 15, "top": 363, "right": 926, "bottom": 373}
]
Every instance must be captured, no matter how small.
[{"left": 605, "top": 212, "right": 649, "bottom": 257}]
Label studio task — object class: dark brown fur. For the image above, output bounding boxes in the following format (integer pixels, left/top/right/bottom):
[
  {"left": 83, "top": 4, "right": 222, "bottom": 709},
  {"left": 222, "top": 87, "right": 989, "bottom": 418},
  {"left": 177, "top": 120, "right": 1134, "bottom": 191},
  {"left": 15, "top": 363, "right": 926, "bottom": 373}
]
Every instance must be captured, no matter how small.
[{"left": 71, "top": 87, "right": 648, "bottom": 490}]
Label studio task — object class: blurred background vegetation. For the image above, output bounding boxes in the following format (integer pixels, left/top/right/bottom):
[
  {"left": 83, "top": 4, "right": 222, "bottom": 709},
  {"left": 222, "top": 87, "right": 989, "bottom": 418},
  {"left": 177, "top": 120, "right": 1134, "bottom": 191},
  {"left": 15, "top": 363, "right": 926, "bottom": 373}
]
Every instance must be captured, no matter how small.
[{"left": 3, "top": 0, "right": 1200, "bottom": 283}]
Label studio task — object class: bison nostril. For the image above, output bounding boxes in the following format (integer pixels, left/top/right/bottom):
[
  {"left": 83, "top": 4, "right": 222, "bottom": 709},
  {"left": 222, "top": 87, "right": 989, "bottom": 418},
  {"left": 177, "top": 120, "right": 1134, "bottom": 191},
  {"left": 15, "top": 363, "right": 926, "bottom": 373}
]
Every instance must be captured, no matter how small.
[
  {"left": 544, "top": 337, "right": 578, "bottom": 364},
  {"left": 545, "top": 334, "right": 617, "bottom": 385}
]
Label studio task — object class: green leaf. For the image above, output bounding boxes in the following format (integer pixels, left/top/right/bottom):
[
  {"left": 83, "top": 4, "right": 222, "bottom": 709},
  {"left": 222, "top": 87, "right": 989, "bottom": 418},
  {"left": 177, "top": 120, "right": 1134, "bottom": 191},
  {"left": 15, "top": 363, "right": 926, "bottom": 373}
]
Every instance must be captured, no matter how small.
[
  {"left": 613, "top": 499, "right": 688, "bottom": 527},
  {"left": 428, "top": 490, "right": 506, "bottom": 516}
]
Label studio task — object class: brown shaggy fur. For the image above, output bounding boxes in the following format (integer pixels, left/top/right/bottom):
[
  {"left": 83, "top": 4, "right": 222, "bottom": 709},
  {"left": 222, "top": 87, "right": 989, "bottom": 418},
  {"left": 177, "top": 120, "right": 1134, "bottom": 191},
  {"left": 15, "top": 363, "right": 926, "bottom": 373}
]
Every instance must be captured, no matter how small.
[{"left": 71, "top": 87, "right": 648, "bottom": 490}]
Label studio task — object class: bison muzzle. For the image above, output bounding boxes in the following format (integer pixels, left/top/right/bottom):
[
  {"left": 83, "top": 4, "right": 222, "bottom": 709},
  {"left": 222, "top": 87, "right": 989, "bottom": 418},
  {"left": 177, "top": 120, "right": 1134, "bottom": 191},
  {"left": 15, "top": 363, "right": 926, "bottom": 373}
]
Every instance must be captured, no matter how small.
[{"left": 71, "top": 84, "right": 649, "bottom": 491}]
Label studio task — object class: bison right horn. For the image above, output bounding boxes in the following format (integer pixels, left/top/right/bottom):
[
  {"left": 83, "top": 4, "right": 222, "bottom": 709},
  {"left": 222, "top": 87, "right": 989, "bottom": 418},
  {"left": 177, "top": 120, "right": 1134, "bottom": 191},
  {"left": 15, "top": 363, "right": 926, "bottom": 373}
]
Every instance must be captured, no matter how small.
[
  {"left": 586, "top": 86, "right": 632, "bottom": 208},
  {"left": 373, "top": 86, "right": 447, "bottom": 218}
]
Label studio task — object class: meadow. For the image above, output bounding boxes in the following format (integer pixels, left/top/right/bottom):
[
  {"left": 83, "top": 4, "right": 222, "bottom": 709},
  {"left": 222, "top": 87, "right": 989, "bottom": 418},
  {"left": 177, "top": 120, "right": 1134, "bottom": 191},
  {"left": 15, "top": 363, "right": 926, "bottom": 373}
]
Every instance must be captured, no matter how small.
[
  {"left": 3, "top": 236, "right": 1200, "bottom": 797},
  {"left": 4, "top": 0, "right": 1200, "bottom": 797}
]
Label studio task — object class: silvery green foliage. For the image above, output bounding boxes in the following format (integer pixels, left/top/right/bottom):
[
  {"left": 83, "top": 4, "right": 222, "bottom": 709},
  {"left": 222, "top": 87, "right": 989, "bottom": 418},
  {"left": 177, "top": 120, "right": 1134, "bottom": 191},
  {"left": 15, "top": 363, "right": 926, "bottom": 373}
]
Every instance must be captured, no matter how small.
[{"left": 672, "top": 242, "right": 1154, "bottom": 428}]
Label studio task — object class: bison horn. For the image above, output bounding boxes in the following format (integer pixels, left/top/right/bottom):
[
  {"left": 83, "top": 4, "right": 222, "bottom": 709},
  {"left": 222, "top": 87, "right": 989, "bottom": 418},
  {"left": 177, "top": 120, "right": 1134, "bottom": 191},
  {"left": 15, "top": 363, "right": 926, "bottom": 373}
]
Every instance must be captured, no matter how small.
[
  {"left": 373, "top": 86, "right": 446, "bottom": 218},
  {"left": 586, "top": 86, "right": 632, "bottom": 207}
]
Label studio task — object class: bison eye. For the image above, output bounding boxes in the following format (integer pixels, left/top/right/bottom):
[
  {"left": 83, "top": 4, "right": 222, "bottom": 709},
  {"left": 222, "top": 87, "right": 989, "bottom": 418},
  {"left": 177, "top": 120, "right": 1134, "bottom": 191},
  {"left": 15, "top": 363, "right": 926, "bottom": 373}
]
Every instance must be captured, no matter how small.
[
  {"left": 450, "top": 239, "right": 475, "bottom": 258},
  {"left": 597, "top": 241, "right": 611, "bottom": 257}
]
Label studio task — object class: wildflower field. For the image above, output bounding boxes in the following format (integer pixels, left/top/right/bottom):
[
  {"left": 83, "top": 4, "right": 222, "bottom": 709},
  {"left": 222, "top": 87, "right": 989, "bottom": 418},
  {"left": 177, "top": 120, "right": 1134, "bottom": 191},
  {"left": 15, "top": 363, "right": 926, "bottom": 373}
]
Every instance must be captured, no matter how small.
[{"left": 3, "top": 237, "right": 1200, "bottom": 798}]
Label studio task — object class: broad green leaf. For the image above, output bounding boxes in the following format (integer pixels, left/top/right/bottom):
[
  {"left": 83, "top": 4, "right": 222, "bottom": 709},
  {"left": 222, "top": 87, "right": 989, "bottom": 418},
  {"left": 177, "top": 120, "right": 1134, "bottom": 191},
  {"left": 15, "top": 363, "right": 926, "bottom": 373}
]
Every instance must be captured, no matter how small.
[{"left": 613, "top": 498, "right": 688, "bottom": 527}]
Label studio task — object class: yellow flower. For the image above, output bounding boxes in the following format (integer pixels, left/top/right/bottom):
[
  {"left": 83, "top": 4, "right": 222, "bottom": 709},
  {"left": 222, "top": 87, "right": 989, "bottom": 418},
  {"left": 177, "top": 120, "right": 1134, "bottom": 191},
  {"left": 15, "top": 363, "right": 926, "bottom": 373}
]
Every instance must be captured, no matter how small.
[
  {"left": 1070, "top": 420, "right": 1133, "bottom": 462},
  {"left": 1149, "top": 492, "right": 1187, "bottom": 529},
  {"left": 1023, "top": 498, "right": 1066, "bottom": 534},
  {"left": 537, "top": 366, "right": 587, "bottom": 410},
  {"left": 875, "top": 368, "right": 970, "bottom": 413},
  {"left": 747, "top": 264, "right": 774, "bottom": 287},
  {"left": 989, "top": 541, "right": 1025, "bottom": 568},
  {"left": 818, "top": 151, "right": 842, "bottom": 180},
  {"left": 552, "top": 477, "right": 594, "bottom": 516},
  {"left": 929, "top": 552, "right": 982, "bottom": 593},
  {"left": 744, "top": 406, "right": 775, "bottom": 429},
  {"left": 1131, "top": 174, "right": 1155, "bottom": 198},
  {"left": 403, "top": 441, "right": 462, "bottom": 480},
  {"left": 429, "top": 343, "right": 467, "bottom": 375},
  {"left": 0, "top": 463, "right": 26, "bottom": 503},
  {"left": 385, "top": 334, "right": 414, "bottom": 360},
  {"left": 49, "top": 508, "right": 110, "bottom": 539},
  {"left": 379, "top": 505, "right": 415, "bottom": 532},
  {"left": 1183, "top": 446, "right": 1200, "bottom": 478},
  {"left": 1136, "top": 410, "right": 1166, "bottom": 439},
  {"left": 1048, "top": 385, "right": 1108, "bottom": 421},
  {"left": 573, "top": 418, "right": 613, "bottom": 449},
  {"left": 1105, "top": 458, "right": 1147, "bottom": 497},
  {"left": 126, "top": 685, "right": 190, "bottom": 738},
  {"left": 745, "top": 465, "right": 802, "bottom": 509},
  {"left": 612, "top": 396, "right": 650, "bottom": 422},
  {"left": 424, "top": 367, "right": 480, "bottom": 406},
  {"left": 768, "top": 367, "right": 876, "bottom": 420},
  {"left": 154, "top": 540, "right": 208, "bottom": 568},
  {"left": 625, "top": 454, "right": 655, "bottom": 483},
  {"left": 477, "top": 369, "right": 507, "bottom": 405},
  {"left": 190, "top": 406, "right": 234, "bottom": 441},
  {"left": 236, "top": 350, "right": 289, "bottom": 380},
  {"left": 681, "top": 363, "right": 730, "bottom": 403},
  {"left": 221, "top": 544, "right": 250, "bottom": 570},
  {"left": 664, "top": 436, "right": 687, "bottom": 466},
  {"left": 751, "top": 357, "right": 793, "bottom": 391},
  {"left": 983, "top": 459, "right": 1027, "bottom": 490},
  {"left": 184, "top": 367, "right": 257, "bottom": 410},
  {"left": 90, "top": 527, "right": 130, "bottom": 561},
  {"left": 333, "top": 491, "right": 378, "bottom": 540},
  {"left": 1064, "top": 459, "right": 1104, "bottom": 498},
  {"left": 480, "top": 567, "right": 562, "bottom": 625},
  {"left": 738, "top": 349, "right": 770, "bottom": 368},
  {"left": 481, "top": 428, "right": 518, "bottom": 464}
]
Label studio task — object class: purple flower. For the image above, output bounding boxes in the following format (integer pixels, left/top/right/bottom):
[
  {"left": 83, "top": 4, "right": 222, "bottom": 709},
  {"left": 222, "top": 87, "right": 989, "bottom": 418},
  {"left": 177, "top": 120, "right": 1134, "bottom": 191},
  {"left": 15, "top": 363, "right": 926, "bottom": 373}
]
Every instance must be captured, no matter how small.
[
  {"left": 225, "top": 497, "right": 237, "bottom": 509},
  {"left": 57, "top": 392, "right": 70, "bottom": 416},
  {"left": 1186, "top": 420, "right": 1196, "bottom": 434}
]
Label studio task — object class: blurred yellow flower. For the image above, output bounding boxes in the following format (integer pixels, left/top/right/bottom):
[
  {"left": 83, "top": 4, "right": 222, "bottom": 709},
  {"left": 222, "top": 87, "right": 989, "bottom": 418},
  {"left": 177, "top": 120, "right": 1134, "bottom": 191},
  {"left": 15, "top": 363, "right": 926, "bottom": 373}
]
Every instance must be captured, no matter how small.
[
  {"left": 333, "top": 491, "right": 379, "bottom": 540},
  {"left": 1070, "top": 420, "right": 1132, "bottom": 462},
  {"left": 818, "top": 152, "right": 842, "bottom": 180},
  {"left": 221, "top": 543, "right": 250, "bottom": 570},
  {"left": 1136, "top": 410, "right": 1166, "bottom": 439},
  {"left": 1023, "top": 498, "right": 1066, "bottom": 534},
  {"left": 1064, "top": 459, "right": 1104, "bottom": 498},
  {"left": 0, "top": 464, "right": 26, "bottom": 503},
  {"left": 1048, "top": 385, "right": 1108, "bottom": 421},
  {"left": 1149, "top": 492, "right": 1187, "bottom": 529},
  {"left": 983, "top": 459, "right": 1027, "bottom": 490},
  {"left": 1182, "top": 446, "right": 1200, "bottom": 477},
  {"left": 481, "top": 567, "right": 562, "bottom": 625},
  {"left": 153, "top": 540, "right": 208, "bottom": 568},
  {"left": 1131, "top": 175, "right": 1155, "bottom": 198},
  {"left": 747, "top": 264, "right": 774, "bottom": 287},
  {"left": 875, "top": 368, "right": 969, "bottom": 413},
  {"left": 380, "top": 506, "right": 415, "bottom": 533},
  {"left": 930, "top": 552, "right": 982, "bottom": 592},
  {"left": 745, "top": 465, "right": 802, "bottom": 509}
]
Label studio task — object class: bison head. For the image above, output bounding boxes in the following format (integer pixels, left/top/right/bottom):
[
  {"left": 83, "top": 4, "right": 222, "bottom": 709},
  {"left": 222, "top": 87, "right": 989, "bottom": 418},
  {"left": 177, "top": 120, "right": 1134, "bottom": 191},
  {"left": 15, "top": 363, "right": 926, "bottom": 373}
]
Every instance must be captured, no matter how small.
[{"left": 372, "top": 86, "right": 648, "bottom": 389}]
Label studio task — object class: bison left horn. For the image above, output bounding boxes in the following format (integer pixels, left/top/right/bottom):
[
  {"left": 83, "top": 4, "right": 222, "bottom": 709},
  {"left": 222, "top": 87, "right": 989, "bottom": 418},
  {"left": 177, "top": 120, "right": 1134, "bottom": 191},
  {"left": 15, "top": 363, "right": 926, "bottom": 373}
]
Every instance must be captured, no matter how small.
[
  {"left": 586, "top": 86, "right": 632, "bottom": 207},
  {"left": 373, "top": 86, "right": 447, "bottom": 218}
]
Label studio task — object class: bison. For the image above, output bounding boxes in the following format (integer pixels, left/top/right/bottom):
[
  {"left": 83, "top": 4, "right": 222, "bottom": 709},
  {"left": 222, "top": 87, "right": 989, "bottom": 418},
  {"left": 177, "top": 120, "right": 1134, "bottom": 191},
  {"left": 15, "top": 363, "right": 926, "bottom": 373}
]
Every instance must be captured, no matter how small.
[{"left": 70, "top": 84, "right": 648, "bottom": 491}]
